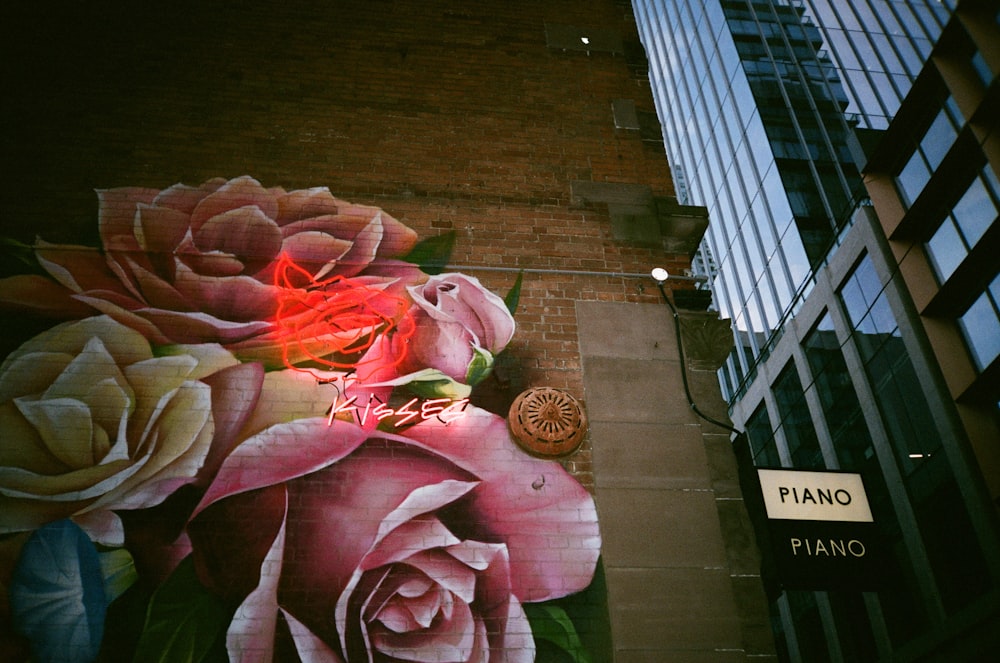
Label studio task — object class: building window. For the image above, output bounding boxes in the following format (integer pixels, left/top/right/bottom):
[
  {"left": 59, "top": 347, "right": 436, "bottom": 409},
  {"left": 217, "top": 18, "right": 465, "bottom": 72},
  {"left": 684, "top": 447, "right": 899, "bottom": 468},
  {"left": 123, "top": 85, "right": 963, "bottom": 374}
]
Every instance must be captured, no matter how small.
[
  {"left": 895, "top": 97, "right": 961, "bottom": 206},
  {"left": 837, "top": 255, "right": 938, "bottom": 474},
  {"left": 745, "top": 402, "right": 780, "bottom": 467},
  {"left": 958, "top": 271, "right": 1000, "bottom": 372},
  {"left": 925, "top": 166, "right": 999, "bottom": 282},
  {"left": 839, "top": 255, "right": 992, "bottom": 614},
  {"left": 801, "top": 310, "right": 897, "bottom": 537},
  {"left": 801, "top": 312, "right": 875, "bottom": 469},
  {"left": 828, "top": 591, "right": 878, "bottom": 663},
  {"left": 772, "top": 361, "right": 823, "bottom": 469},
  {"left": 785, "top": 591, "right": 832, "bottom": 663}
]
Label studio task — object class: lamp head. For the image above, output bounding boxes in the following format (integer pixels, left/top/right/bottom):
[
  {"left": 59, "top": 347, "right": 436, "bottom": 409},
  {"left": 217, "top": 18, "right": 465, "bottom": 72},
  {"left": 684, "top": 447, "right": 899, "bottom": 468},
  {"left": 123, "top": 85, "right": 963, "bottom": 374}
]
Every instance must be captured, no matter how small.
[{"left": 651, "top": 267, "right": 669, "bottom": 283}]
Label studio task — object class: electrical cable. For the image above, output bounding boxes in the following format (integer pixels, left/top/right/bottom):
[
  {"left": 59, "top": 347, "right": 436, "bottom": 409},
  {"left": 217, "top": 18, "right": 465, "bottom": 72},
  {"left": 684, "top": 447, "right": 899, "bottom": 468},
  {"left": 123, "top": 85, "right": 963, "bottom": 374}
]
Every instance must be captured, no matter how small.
[{"left": 652, "top": 271, "right": 744, "bottom": 439}]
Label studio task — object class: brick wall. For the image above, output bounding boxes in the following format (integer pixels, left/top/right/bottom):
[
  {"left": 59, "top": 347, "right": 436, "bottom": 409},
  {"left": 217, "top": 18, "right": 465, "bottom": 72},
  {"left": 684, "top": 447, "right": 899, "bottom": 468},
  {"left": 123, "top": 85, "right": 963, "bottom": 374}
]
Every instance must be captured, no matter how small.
[
  {"left": 0, "top": 1, "right": 700, "bottom": 661},
  {"left": 1, "top": 0, "right": 691, "bottom": 483}
]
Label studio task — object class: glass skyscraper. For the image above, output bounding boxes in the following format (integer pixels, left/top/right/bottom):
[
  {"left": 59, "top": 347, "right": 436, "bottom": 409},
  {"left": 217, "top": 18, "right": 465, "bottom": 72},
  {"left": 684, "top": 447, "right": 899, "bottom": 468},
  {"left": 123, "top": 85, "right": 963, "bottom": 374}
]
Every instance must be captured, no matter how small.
[
  {"left": 634, "top": 0, "right": 951, "bottom": 400},
  {"left": 633, "top": 0, "right": 1000, "bottom": 659}
]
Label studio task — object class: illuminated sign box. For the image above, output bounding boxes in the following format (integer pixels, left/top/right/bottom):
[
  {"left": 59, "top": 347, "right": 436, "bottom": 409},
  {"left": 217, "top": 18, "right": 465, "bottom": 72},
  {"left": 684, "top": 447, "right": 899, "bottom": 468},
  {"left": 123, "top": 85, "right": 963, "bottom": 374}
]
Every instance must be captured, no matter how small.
[
  {"left": 753, "top": 468, "right": 889, "bottom": 592},
  {"left": 757, "top": 468, "right": 873, "bottom": 522}
]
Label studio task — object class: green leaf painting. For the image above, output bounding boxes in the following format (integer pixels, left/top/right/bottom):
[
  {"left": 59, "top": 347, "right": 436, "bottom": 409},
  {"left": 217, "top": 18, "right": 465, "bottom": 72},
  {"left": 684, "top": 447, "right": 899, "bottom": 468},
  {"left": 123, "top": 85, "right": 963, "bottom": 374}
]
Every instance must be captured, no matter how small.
[
  {"left": 525, "top": 558, "right": 612, "bottom": 663},
  {"left": 132, "top": 557, "right": 231, "bottom": 663},
  {"left": 0, "top": 236, "right": 43, "bottom": 274},
  {"left": 526, "top": 604, "right": 592, "bottom": 663},
  {"left": 465, "top": 345, "right": 495, "bottom": 385},
  {"left": 401, "top": 230, "right": 456, "bottom": 274},
  {"left": 98, "top": 548, "right": 138, "bottom": 605},
  {"left": 504, "top": 270, "right": 524, "bottom": 315}
]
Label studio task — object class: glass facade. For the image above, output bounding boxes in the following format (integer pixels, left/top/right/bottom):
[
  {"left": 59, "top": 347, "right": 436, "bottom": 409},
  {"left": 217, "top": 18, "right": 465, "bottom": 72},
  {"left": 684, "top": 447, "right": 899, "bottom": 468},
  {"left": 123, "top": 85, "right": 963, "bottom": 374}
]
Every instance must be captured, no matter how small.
[
  {"left": 801, "top": 312, "right": 872, "bottom": 472},
  {"left": 838, "top": 256, "right": 938, "bottom": 470},
  {"left": 839, "top": 256, "right": 992, "bottom": 614},
  {"left": 633, "top": 0, "right": 952, "bottom": 401},
  {"left": 634, "top": 1, "right": 1000, "bottom": 659}
]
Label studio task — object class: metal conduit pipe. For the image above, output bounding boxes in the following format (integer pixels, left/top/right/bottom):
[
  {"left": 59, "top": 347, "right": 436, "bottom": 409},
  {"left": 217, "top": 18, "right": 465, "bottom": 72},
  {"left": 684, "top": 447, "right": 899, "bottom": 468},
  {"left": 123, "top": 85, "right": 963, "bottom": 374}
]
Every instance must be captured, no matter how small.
[{"left": 445, "top": 264, "right": 708, "bottom": 282}]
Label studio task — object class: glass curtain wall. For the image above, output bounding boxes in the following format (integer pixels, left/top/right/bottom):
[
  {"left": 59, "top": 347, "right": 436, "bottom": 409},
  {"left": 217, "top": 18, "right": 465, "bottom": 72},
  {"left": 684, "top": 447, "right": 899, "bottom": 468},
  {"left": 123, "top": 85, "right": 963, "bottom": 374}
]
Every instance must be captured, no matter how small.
[
  {"left": 632, "top": 0, "right": 952, "bottom": 403},
  {"left": 838, "top": 256, "right": 992, "bottom": 618}
]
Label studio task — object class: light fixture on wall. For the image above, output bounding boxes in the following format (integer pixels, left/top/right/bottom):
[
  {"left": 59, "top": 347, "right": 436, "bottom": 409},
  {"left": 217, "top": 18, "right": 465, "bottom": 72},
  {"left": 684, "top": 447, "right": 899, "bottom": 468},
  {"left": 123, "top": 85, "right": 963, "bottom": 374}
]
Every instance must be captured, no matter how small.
[{"left": 650, "top": 266, "right": 743, "bottom": 439}]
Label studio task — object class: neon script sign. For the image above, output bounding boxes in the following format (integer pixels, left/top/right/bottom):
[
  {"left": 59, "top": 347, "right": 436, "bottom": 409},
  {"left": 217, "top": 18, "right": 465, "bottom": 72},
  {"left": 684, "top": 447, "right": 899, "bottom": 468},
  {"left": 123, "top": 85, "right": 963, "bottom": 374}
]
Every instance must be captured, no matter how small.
[
  {"left": 272, "top": 252, "right": 416, "bottom": 379},
  {"left": 268, "top": 254, "right": 471, "bottom": 428},
  {"left": 328, "top": 393, "right": 470, "bottom": 427}
]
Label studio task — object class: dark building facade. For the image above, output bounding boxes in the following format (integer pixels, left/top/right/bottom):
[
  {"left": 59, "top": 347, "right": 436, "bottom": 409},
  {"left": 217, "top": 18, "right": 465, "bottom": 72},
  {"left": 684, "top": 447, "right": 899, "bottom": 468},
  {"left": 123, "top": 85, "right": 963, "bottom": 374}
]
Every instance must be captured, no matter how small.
[{"left": 635, "top": 0, "right": 1000, "bottom": 660}]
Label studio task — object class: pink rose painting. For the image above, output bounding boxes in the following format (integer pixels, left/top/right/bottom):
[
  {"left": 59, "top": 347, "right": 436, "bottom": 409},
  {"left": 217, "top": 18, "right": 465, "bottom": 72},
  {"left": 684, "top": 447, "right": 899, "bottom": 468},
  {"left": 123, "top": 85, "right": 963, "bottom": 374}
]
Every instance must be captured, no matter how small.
[
  {"left": 188, "top": 408, "right": 599, "bottom": 662},
  {"left": 0, "top": 178, "right": 606, "bottom": 663},
  {"left": 0, "top": 176, "right": 424, "bottom": 369},
  {"left": 397, "top": 274, "right": 517, "bottom": 384}
]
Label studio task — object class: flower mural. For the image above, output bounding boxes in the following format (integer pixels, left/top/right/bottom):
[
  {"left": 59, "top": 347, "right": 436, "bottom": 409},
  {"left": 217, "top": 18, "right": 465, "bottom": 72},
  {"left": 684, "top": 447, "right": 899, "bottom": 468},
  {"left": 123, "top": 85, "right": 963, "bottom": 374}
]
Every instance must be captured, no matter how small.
[
  {"left": 188, "top": 408, "right": 599, "bottom": 662},
  {"left": 396, "top": 273, "right": 517, "bottom": 385},
  {"left": 0, "top": 315, "right": 256, "bottom": 546},
  {"left": 0, "top": 176, "right": 425, "bottom": 369},
  {"left": 0, "top": 178, "right": 604, "bottom": 663}
]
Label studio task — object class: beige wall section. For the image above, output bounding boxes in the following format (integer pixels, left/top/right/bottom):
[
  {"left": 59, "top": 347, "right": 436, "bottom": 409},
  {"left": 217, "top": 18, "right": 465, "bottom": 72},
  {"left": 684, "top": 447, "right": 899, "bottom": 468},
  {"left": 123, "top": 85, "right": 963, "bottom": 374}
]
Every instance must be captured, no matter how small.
[{"left": 577, "top": 300, "right": 776, "bottom": 662}]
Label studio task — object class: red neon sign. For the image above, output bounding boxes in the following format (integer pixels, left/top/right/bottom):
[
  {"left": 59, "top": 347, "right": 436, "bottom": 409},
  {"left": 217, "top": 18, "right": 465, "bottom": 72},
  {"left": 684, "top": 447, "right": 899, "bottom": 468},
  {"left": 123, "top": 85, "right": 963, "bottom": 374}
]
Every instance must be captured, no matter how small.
[{"left": 272, "top": 252, "right": 415, "bottom": 379}]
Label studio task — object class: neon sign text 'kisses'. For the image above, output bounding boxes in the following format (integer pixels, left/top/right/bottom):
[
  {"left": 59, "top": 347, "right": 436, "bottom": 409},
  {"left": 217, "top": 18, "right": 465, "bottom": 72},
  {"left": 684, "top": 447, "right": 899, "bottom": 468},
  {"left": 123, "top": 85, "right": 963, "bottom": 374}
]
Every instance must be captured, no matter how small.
[{"left": 328, "top": 394, "right": 470, "bottom": 427}]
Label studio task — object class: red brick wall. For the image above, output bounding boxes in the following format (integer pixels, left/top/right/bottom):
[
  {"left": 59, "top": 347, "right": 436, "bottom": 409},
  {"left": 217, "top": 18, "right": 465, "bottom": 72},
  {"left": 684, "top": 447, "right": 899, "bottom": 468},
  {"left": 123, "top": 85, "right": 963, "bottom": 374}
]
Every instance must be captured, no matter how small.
[{"left": 0, "top": 1, "right": 690, "bottom": 661}]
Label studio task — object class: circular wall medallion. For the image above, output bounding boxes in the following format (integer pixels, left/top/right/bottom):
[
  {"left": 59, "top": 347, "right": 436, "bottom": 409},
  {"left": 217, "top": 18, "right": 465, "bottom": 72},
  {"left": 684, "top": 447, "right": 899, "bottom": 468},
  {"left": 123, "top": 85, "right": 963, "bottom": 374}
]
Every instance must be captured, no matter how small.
[{"left": 508, "top": 387, "right": 587, "bottom": 458}]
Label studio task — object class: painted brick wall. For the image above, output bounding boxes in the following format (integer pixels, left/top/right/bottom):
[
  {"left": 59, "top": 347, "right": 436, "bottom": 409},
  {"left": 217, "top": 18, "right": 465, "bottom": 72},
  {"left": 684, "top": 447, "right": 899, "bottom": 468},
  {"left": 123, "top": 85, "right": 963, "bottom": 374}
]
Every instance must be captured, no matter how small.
[
  {"left": 0, "top": 1, "right": 700, "bottom": 661},
  {"left": 1, "top": 0, "right": 691, "bottom": 486}
]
